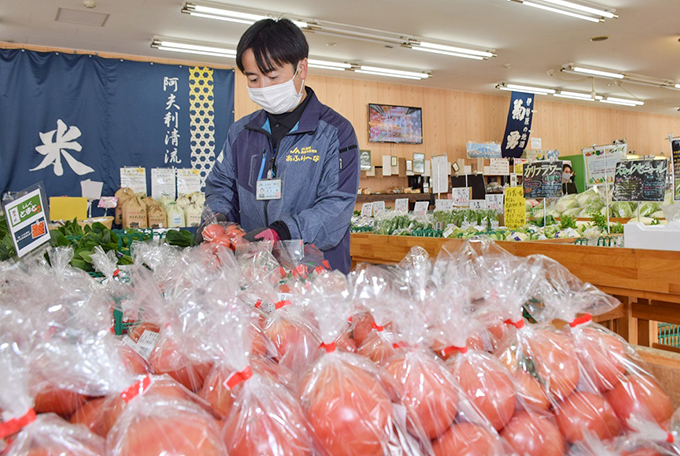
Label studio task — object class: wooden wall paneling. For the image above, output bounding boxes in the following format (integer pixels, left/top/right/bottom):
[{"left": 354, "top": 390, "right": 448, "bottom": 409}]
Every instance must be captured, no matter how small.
[{"left": 445, "top": 90, "right": 463, "bottom": 160}]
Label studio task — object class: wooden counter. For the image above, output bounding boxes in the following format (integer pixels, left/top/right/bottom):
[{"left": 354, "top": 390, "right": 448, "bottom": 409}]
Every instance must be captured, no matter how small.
[{"left": 350, "top": 233, "right": 680, "bottom": 349}]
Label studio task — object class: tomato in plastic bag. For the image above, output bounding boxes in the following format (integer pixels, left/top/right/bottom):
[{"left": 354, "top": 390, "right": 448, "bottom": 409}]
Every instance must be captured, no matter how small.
[
  {"left": 527, "top": 330, "right": 579, "bottom": 401},
  {"left": 33, "top": 387, "right": 87, "bottom": 417},
  {"left": 301, "top": 357, "right": 392, "bottom": 456},
  {"left": 431, "top": 422, "right": 499, "bottom": 456},
  {"left": 605, "top": 374, "right": 674, "bottom": 427},
  {"left": 351, "top": 313, "right": 375, "bottom": 347},
  {"left": 575, "top": 327, "right": 626, "bottom": 392},
  {"left": 382, "top": 351, "right": 458, "bottom": 439},
  {"left": 452, "top": 355, "right": 516, "bottom": 431},
  {"left": 358, "top": 331, "right": 396, "bottom": 366},
  {"left": 554, "top": 391, "right": 621, "bottom": 443},
  {"left": 149, "top": 337, "right": 212, "bottom": 392},
  {"left": 500, "top": 410, "right": 565, "bottom": 456}
]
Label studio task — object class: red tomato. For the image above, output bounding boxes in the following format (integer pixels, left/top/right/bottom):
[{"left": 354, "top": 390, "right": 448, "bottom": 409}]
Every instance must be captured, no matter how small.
[
  {"left": 451, "top": 354, "right": 516, "bottom": 431},
  {"left": 622, "top": 448, "right": 663, "bottom": 456},
  {"left": 302, "top": 357, "right": 392, "bottom": 456},
  {"left": 351, "top": 313, "right": 375, "bottom": 347},
  {"left": 358, "top": 331, "right": 396, "bottom": 365},
  {"left": 34, "top": 387, "right": 88, "bottom": 417},
  {"left": 575, "top": 327, "right": 626, "bottom": 392},
  {"left": 148, "top": 336, "right": 212, "bottom": 392},
  {"left": 223, "top": 380, "right": 313, "bottom": 456},
  {"left": 515, "top": 370, "right": 551, "bottom": 411},
  {"left": 554, "top": 391, "right": 621, "bottom": 443},
  {"left": 114, "top": 411, "right": 225, "bottom": 456},
  {"left": 528, "top": 330, "right": 579, "bottom": 401},
  {"left": 25, "top": 443, "right": 103, "bottom": 456},
  {"left": 382, "top": 351, "right": 458, "bottom": 439},
  {"left": 264, "top": 316, "right": 320, "bottom": 372},
  {"left": 128, "top": 323, "right": 161, "bottom": 342},
  {"left": 335, "top": 331, "right": 357, "bottom": 353},
  {"left": 432, "top": 422, "right": 500, "bottom": 456},
  {"left": 605, "top": 374, "right": 674, "bottom": 427},
  {"left": 118, "top": 343, "right": 151, "bottom": 375},
  {"left": 249, "top": 320, "right": 269, "bottom": 357},
  {"left": 500, "top": 411, "right": 565, "bottom": 456},
  {"left": 201, "top": 223, "right": 225, "bottom": 242},
  {"left": 70, "top": 397, "right": 108, "bottom": 437},
  {"left": 468, "top": 323, "right": 509, "bottom": 353}
]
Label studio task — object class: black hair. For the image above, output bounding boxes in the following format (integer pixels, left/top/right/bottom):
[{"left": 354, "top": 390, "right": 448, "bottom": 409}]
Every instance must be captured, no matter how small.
[
  {"left": 563, "top": 164, "right": 573, "bottom": 172},
  {"left": 236, "top": 18, "right": 309, "bottom": 74}
]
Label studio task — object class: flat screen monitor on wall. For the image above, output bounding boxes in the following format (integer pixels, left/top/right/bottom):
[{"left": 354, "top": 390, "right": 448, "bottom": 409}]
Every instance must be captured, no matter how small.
[{"left": 368, "top": 104, "right": 423, "bottom": 144}]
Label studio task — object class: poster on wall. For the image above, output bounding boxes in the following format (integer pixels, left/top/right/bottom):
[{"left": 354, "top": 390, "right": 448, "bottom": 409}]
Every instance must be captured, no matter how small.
[
  {"left": 582, "top": 143, "right": 627, "bottom": 187},
  {"left": 466, "top": 142, "right": 502, "bottom": 159},
  {"left": 359, "top": 150, "right": 372, "bottom": 171},
  {"left": 0, "top": 49, "right": 234, "bottom": 214},
  {"left": 613, "top": 159, "right": 668, "bottom": 202}
]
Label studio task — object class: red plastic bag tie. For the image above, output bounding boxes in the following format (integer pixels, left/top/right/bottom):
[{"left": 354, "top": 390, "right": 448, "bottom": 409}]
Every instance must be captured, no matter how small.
[
  {"left": 348, "top": 315, "right": 353, "bottom": 323},
  {"left": 442, "top": 345, "right": 468, "bottom": 357},
  {"left": 569, "top": 314, "right": 592, "bottom": 328},
  {"left": 120, "top": 374, "right": 153, "bottom": 403},
  {"left": 319, "top": 342, "right": 336, "bottom": 353},
  {"left": 225, "top": 366, "right": 253, "bottom": 390},
  {"left": 0, "top": 408, "right": 37, "bottom": 439},
  {"left": 322, "top": 260, "right": 330, "bottom": 269},
  {"left": 371, "top": 322, "right": 384, "bottom": 332},
  {"left": 295, "top": 264, "right": 307, "bottom": 276},
  {"left": 667, "top": 432, "right": 675, "bottom": 444},
  {"left": 278, "top": 267, "right": 286, "bottom": 278},
  {"left": 113, "top": 269, "right": 120, "bottom": 277},
  {"left": 274, "top": 300, "right": 290, "bottom": 310},
  {"left": 315, "top": 266, "right": 324, "bottom": 274},
  {"left": 254, "top": 300, "right": 262, "bottom": 309},
  {"left": 392, "top": 341, "right": 408, "bottom": 350},
  {"left": 503, "top": 319, "right": 525, "bottom": 329}
]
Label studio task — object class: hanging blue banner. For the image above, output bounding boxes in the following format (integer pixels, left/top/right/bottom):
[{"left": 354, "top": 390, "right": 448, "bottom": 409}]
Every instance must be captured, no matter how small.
[
  {"left": 0, "top": 49, "right": 234, "bottom": 211},
  {"left": 501, "top": 91, "right": 534, "bottom": 159}
]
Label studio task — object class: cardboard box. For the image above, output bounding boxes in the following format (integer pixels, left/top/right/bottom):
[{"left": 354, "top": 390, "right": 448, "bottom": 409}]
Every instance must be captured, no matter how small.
[{"left": 49, "top": 197, "right": 88, "bottom": 222}]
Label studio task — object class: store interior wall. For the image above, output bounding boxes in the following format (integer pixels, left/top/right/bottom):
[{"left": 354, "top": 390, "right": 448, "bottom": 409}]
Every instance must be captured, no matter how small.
[{"left": 234, "top": 71, "right": 680, "bottom": 165}]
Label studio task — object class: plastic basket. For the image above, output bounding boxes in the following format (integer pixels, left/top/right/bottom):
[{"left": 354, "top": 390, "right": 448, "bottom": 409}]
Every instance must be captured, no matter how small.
[{"left": 658, "top": 323, "right": 680, "bottom": 348}]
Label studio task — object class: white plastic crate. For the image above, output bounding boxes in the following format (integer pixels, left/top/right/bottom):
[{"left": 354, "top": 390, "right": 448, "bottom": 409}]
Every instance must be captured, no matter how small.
[{"left": 624, "top": 221, "right": 680, "bottom": 251}]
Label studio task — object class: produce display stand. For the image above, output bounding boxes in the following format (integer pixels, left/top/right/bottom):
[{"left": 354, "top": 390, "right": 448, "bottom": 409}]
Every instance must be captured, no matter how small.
[{"left": 350, "top": 233, "right": 680, "bottom": 351}]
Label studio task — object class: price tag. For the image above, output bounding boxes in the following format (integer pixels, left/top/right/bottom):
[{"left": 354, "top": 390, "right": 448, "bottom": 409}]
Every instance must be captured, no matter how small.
[
  {"left": 485, "top": 194, "right": 504, "bottom": 213},
  {"left": 435, "top": 199, "right": 454, "bottom": 211},
  {"left": 361, "top": 203, "right": 374, "bottom": 217},
  {"left": 470, "top": 200, "right": 488, "bottom": 209},
  {"left": 395, "top": 198, "right": 409, "bottom": 213},
  {"left": 123, "top": 330, "right": 160, "bottom": 361},
  {"left": 442, "top": 224, "right": 456, "bottom": 238},
  {"left": 372, "top": 201, "right": 386, "bottom": 213},
  {"left": 510, "top": 173, "right": 518, "bottom": 187},
  {"left": 2, "top": 186, "right": 51, "bottom": 258},
  {"left": 151, "top": 168, "right": 177, "bottom": 199},
  {"left": 452, "top": 187, "right": 470, "bottom": 207},
  {"left": 120, "top": 168, "right": 147, "bottom": 195},
  {"left": 98, "top": 197, "right": 118, "bottom": 209},
  {"left": 176, "top": 168, "right": 202, "bottom": 196},
  {"left": 504, "top": 187, "right": 526, "bottom": 229},
  {"left": 413, "top": 201, "right": 429, "bottom": 216}
]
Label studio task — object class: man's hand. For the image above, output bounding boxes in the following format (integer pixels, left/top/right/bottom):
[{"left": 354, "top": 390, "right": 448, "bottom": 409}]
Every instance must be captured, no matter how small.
[{"left": 243, "top": 227, "right": 280, "bottom": 243}]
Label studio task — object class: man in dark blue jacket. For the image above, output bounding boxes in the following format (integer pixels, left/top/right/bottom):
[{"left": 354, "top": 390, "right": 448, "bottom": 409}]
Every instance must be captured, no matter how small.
[{"left": 204, "top": 18, "right": 360, "bottom": 273}]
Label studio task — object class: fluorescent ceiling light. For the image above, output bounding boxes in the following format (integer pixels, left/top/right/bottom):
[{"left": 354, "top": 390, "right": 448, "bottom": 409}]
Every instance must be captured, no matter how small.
[
  {"left": 413, "top": 41, "right": 495, "bottom": 59},
  {"left": 359, "top": 65, "right": 430, "bottom": 79},
  {"left": 542, "top": 0, "right": 616, "bottom": 18},
  {"left": 355, "top": 70, "right": 423, "bottom": 80},
  {"left": 554, "top": 91, "right": 595, "bottom": 101},
  {"left": 599, "top": 98, "right": 642, "bottom": 107},
  {"left": 498, "top": 83, "right": 555, "bottom": 95},
  {"left": 571, "top": 66, "right": 624, "bottom": 79},
  {"left": 676, "top": 84, "right": 680, "bottom": 89},
  {"left": 183, "top": 3, "right": 308, "bottom": 28},
  {"left": 518, "top": 1, "right": 602, "bottom": 22},
  {"left": 411, "top": 46, "right": 485, "bottom": 60},
  {"left": 152, "top": 40, "right": 236, "bottom": 58},
  {"left": 308, "top": 59, "right": 351, "bottom": 69},
  {"left": 605, "top": 97, "right": 644, "bottom": 106}
]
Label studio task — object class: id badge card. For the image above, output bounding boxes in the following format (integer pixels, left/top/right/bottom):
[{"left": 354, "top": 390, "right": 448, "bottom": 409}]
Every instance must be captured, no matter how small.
[{"left": 256, "top": 178, "right": 282, "bottom": 200}]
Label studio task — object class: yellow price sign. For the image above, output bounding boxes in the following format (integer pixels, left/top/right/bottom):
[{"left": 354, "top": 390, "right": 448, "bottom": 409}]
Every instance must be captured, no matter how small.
[{"left": 504, "top": 186, "right": 526, "bottom": 230}]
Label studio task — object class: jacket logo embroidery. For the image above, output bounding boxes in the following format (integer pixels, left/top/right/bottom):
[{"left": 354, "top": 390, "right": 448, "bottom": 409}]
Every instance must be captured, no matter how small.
[{"left": 286, "top": 146, "right": 319, "bottom": 163}]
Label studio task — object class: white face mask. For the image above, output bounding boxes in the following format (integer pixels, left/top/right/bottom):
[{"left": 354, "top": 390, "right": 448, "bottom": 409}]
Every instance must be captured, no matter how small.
[
  {"left": 247, "top": 66, "right": 305, "bottom": 115},
  {"left": 563, "top": 171, "right": 571, "bottom": 181}
]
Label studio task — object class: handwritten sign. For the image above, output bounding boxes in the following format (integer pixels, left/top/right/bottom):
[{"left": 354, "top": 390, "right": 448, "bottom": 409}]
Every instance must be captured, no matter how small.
[
  {"left": 470, "top": 200, "right": 488, "bottom": 210},
  {"left": 486, "top": 194, "right": 504, "bottom": 213},
  {"left": 413, "top": 201, "right": 429, "bottom": 216},
  {"left": 504, "top": 186, "right": 526, "bottom": 229},
  {"left": 151, "top": 168, "right": 177, "bottom": 200},
  {"left": 583, "top": 144, "right": 626, "bottom": 186},
  {"left": 672, "top": 139, "right": 680, "bottom": 202},
  {"left": 372, "top": 201, "right": 386, "bottom": 213},
  {"left": 361, "top": 203, "right": 374, "bottom": 217},
  {"left": 523, "top": 161, "right": 563, "bottom": 198},
  {"left": 613, "top": 159, "right": 668, "bottom": 202},
  {"left": 120, "top": 167, "right": 147, "bottom": 195},
  {"left": 489, "top": 158, "right": 510, "bottom": 175},
  {"left": 176, "top": 168, "right": 201, "bottom": 196},
  {"left": 2, "top": 186, "right": 51, "bottom": 258},
  {"left": 435, "top": 199, "right": 454, "bottom": 211},
  {"left": 452, "top": 187, "right": 470, "bottom": 207},
  {"left": 395, "top": 198, "right": 409, "bottom": 213}
]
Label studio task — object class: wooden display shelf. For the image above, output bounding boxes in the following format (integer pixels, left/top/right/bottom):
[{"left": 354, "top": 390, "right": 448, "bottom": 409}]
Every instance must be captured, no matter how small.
[
  {"left": 356, "top": 193, "right": 431, "bottom": 203},
  {"left": 350, "top": 233, "right": 680, "bottom": 349}
]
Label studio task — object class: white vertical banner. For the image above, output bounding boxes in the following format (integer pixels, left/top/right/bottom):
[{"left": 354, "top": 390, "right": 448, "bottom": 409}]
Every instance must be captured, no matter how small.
[{"left": 431, "top": 155, "right": 449, "bottom": 194}]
